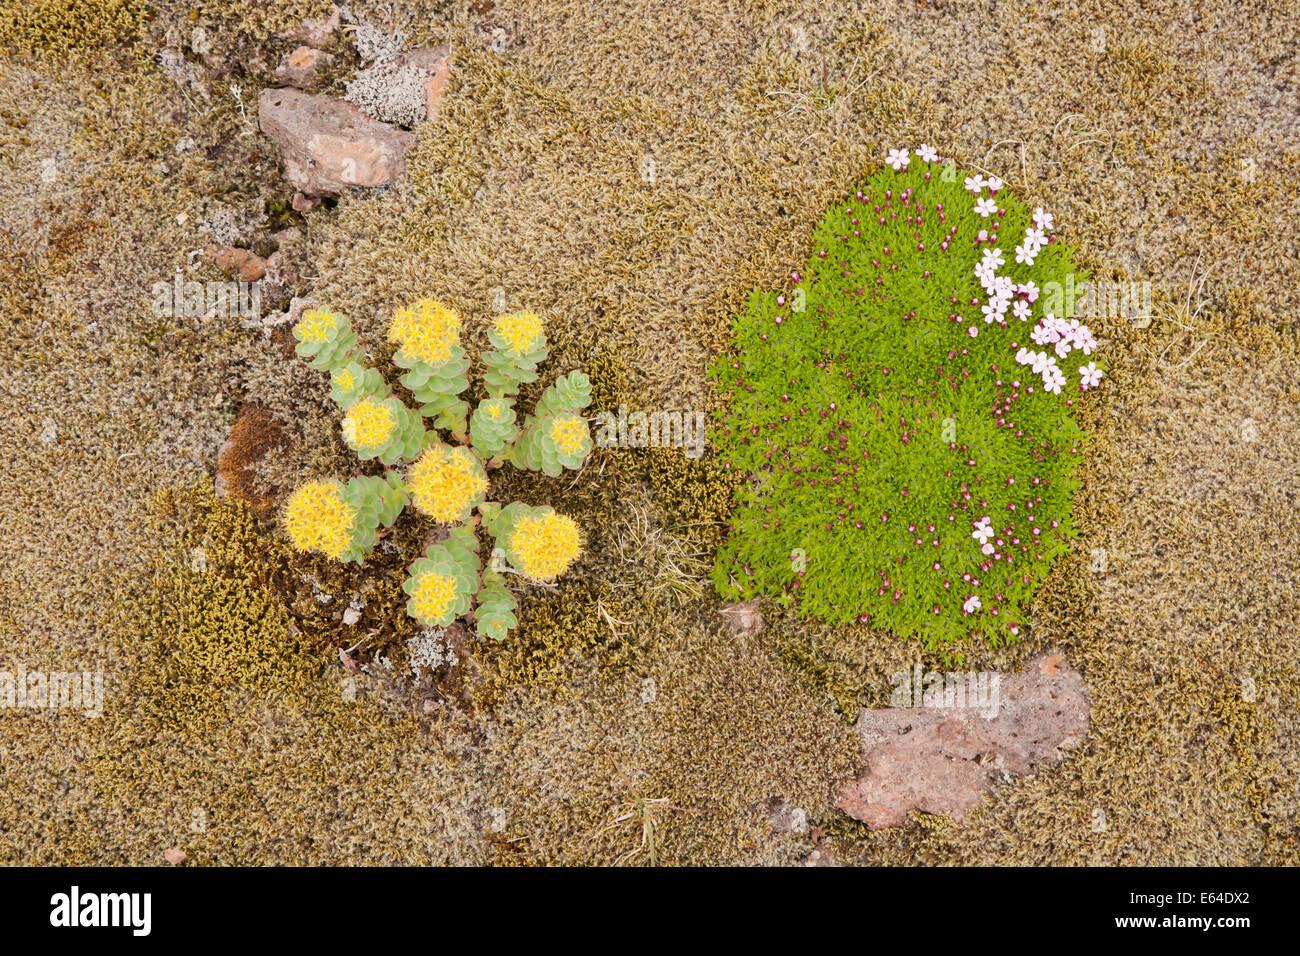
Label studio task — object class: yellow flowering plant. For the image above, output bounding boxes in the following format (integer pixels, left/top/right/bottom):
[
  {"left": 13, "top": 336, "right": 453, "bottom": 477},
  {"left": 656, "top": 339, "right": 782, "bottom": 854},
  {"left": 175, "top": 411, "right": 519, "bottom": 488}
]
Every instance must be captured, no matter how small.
[
  {"left": 292, "top": 307, "right": 357, "bottom": 371},
  {"left": 406, "top": 441, "right": 489, "bottom": 524},
  {"left": 340, "top": 394, "right": 425, "bottom": 465},
  {"left": 508, "top": 372, "right": 594, "bottom": 476},
  {"left": 482, "top": 310, "right": 548, "bottom": 397},
  {"left": 330, "top": 360, "right": 388, "bottom": 409},
  {"left": 391, "top": 298, "right": 472, "bottom": 439},
  {"left": 402, "top": 526, "right": 481, "bottom": 626},
  {"left": 283, "top": 475, "right": 408, "bottom": 564},
  {"left": 284, "top": 298, "right": 594, "bottom": 641},
  {"left": 481, "top": 503, "right": 583, "bottom": 581}
]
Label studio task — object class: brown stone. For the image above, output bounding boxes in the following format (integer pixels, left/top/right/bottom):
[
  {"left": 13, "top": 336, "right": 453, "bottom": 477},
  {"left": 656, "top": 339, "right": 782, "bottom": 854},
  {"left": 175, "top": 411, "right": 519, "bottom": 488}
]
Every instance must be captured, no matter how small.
[
  {"left": 275, "top": 45, "right": 332, "bottom": 89},
  {"left": 425, "top": 53, "right": 452, "bottom": 118},
  {"left": 834, "top": 653, "right": 1090, "bottom": 828},
  {"left": 398, "top": 46, "right": 453, "bottom": 119},
  {"left": 257, "top": 88, "right": 416, "bottom": 196},
  {"left": 210, "top": 245, "right": 267, "bottom": 282}
]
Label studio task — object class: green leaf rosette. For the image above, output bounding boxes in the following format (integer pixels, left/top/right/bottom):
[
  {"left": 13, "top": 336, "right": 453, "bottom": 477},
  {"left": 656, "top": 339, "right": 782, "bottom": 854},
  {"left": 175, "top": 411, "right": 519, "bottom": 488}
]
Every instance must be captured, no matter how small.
[
  {"left": 474, "top": 570, "right": 518, "bottom": 641},
  {"left": 293, "top": 308, "right": 358, "bottom": 371},
  {"left": 479, "top": 501, "right": 528, "bottom": 549},
  {"left": 469, "top": 397, "right": 518, "bottom": 458},
  {"left": 533, "top": 370, "right": 592, "bottom": 417},
  {"left": 338, "top": 473, "right": 409, "bottom": 562},
  {"left": 507, "top": 371, "right": 594, "bottom": 476},
  {"left": 483, "top": 311, "right": 549, "bottom": 398},
  {"left": 341, "top": 395, "right": 426, "bottom": 466},
  {"left": 396, "top": 344, "right": 472, "bottom": 438},
  {"left": 402, "top": 526, "right": 482, "bottom": 626},
  {"left": 330, "top": 361, "right": 390, "bottom": 409},
  {"left": 480, "top": 502, "right": 582, "bottom": 581},
  {"left": 508, "top": 413, "right": 592, "bottom": 477}
]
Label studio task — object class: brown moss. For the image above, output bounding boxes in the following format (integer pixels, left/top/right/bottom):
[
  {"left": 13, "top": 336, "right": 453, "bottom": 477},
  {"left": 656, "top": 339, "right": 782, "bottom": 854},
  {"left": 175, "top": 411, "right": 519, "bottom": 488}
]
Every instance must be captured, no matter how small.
[
  {"left": 4, "top": 0, "right": 1299, "bottom": 866},
  {"left": 472, "top": 581, "right": 637, "bottom": 709},
  {"left": 216, "top": 405, "right": 284, "bottom": 519},
  {"left": 643, "top": 447, "right": 740, "bottom": 545},
  {"left": 0, "top": 0, "right": 147, "bottom": 60}
]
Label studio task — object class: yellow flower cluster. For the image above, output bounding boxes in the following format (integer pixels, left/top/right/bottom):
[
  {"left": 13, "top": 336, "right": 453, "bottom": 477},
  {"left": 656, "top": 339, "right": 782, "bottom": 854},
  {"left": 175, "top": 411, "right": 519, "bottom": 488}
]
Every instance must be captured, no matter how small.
[
  {"left": 494, "top": 310, "right": 544, "bottom": 354},
  {"left": 283, "top": 481, "right": 356, "bottom": 559},
  {"left": 407, "top": 445, "right": 488, "bottom": 522},
  {"left": 510, "top": 511, "right": 582, "bottom": 580},
  {"left": 296, "top": 307, "right": 341, "bottom": 342},
  {"left": 389, "top": 298, "right": 462, "bottom": 365},
  {"left": 409, "top": 572, "right": 458, "bottom": 621},
  {"left": 333, "top": 367, "right": 357, "bottom": 394},
  {"left": 548, "top": 414, "right": 587, "bottom": 455},
  {"left": 342, "top": 397, "right": 396, "bottom": 451}
]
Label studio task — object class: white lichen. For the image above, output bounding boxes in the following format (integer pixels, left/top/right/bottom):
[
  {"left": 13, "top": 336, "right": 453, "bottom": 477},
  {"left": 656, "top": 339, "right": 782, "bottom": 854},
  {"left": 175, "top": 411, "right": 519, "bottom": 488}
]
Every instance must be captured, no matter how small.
[
  {"left": 344, "top": 61, "right": 429, "bottom": 128},
  {"left": 406, "top": 627, "right": 459, "bottom": 677}
]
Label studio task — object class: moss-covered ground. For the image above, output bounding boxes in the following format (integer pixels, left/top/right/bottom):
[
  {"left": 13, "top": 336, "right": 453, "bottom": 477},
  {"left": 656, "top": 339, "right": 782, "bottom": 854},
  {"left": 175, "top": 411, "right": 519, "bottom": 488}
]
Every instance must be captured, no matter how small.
[{"left": 0, "top": 0, "right": 1295, "bottom": 865}]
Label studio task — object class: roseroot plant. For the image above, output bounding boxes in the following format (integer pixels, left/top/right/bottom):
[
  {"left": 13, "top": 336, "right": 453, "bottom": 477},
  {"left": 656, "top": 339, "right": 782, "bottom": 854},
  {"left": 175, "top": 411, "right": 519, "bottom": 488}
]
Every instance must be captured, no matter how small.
[
  {"left": 284, "top": 302, "right": 594, "bottom": 642},
  {"left": 711, "top": 146, "right": 1105, "bottom": 646}
]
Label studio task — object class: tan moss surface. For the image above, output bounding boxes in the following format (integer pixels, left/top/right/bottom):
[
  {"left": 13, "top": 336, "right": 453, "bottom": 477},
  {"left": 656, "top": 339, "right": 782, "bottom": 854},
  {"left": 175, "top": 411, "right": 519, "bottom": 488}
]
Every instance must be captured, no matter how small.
[{"left": 0, "top": 0, "right": 1296, "bottom": 865}]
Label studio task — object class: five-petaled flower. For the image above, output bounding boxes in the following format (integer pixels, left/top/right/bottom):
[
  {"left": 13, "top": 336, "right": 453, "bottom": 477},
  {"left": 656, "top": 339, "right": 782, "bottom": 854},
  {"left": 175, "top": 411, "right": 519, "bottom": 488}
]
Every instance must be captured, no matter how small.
[{"left": 887, "top": 148, "right": 910, "bottom": 171}]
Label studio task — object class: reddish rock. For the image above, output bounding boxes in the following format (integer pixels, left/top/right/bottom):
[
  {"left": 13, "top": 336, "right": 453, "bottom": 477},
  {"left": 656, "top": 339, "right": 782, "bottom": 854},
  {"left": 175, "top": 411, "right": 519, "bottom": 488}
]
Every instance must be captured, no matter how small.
[
  {"left": 344, "top": 46, "right": 453, "bottom": 128},
  {"left": 835, "top": 653, "right": 1090, "bottom": 828},
  {"left": 275, "top": 45, "right": 332, "bottom": 89},
  {"left": 258, "top": 88, "right": 416, "bottom": 196},
  {"left": 400, "top": 46, "right": 453, "bottom": 118},
  {"left": 210, "top": 245, "right": 267, "bottom": 282}
]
